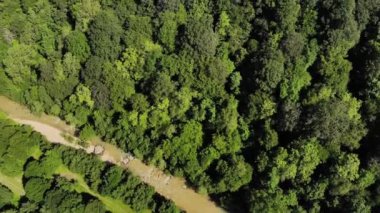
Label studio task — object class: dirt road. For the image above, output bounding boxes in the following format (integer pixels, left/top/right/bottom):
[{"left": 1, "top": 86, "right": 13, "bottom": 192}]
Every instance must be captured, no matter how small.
[{"left": 0, "top": 96, "right": 224, "bottom": 213}]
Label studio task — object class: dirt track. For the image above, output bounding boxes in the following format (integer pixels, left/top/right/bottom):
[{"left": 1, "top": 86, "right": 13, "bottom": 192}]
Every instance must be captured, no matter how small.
[{"left": 0, "top": 96, "right": 224, "bottom": 213}]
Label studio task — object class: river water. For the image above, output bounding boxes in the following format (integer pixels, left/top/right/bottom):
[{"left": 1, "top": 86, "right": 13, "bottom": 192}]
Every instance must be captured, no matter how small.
[{"left": 0, "top": 96, "right": 224, "bottom": 213}]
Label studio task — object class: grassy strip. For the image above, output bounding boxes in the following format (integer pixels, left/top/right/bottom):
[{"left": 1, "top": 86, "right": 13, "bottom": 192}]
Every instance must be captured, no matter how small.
[
  {"left": 56, "top": 166, "right": 137, "bottom": 213},
  {"left": 0, "top": 171, "right": 25, "bottom": 201}
]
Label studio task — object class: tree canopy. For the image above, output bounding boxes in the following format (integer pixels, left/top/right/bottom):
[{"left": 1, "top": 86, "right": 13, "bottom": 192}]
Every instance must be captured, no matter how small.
[{"left": 0, "top": 0, "right": 380, "bottom": 212}]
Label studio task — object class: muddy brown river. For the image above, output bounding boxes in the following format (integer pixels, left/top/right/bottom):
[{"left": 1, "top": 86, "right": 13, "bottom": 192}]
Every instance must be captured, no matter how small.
[{"left": 0, "top": 96, "right": 224, "bottom": 213}]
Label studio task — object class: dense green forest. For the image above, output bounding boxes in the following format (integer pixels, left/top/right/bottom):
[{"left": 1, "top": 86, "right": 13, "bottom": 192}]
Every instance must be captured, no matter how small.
[
  {"left": 0, "top": 0, "right": 380, "bottom": 212},
  {"left": 0, "top": 116, "right": 179, "bottom": 212}
]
